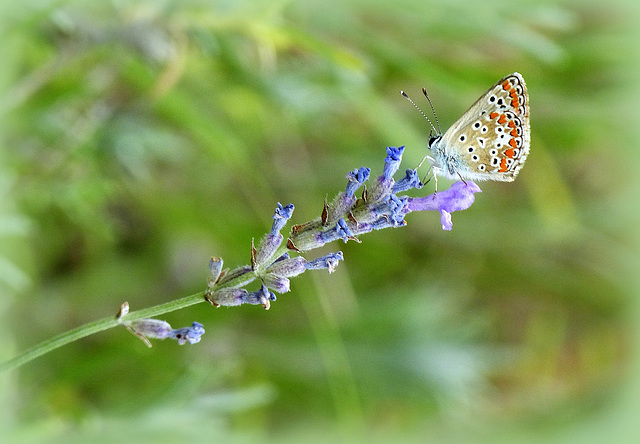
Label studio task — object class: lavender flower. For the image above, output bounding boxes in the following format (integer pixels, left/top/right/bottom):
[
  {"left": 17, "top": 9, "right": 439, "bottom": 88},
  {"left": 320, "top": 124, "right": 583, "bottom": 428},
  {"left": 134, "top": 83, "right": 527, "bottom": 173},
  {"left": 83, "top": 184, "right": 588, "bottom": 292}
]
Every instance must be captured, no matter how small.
[
  {"left": 124, "top": 319, "right": 205, "bottom": 346},
  {"left": 253, "top": 203, "right": 295, "bottom": 268},
  {"left": 345, "top": 167, "right": 371, "bottom": 198},
  {"left": 247, "top": 284, "right": 276, "bottom": 310},
  {"left": 206, "top": 285, "right": 277, "bottom": 309},
  {"left": 262, "top": 273, "right": 291, "bottom": 293},
  {"left": 323, "top": 167, "right": 370, "bottom": 225},
  {"left": 367, "top": 146, "right": 407, "bottom": 202},
  {"left": 265, "top": 256, "right": 308, "bottom": 277},
  {"left": 406, "top": 181, "right": 482, "bottom": 230},
  {"left": 168, "top": 322, "right": 206, "bottom": 345},
  {"left": 271, "top": 203, "right": 295, "bottom": 235},
  {"left": 0, "top": 141, "right": 498, "bottom": 368},
  {"left": 205, "top": 288, "right": 250, "bottom": 307},
  {"left": 204, "top": 146, "right": 478, "bottom": 324},
  {"left": 382, "top": 146, "right": 405, "bottom": 180},
  {"left": 392, "top": 169, "right": 423, "bottom": 194},
  {"left": 306, "top": 252, "right": 344, "bottom": 273}
]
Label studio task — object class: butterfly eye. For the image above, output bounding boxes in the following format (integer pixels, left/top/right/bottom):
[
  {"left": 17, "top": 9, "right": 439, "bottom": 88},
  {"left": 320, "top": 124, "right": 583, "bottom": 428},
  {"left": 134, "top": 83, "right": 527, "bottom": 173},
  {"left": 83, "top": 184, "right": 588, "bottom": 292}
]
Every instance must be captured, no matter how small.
[{"left": 428, "top": 135, "right": 440, "bottom": 146}]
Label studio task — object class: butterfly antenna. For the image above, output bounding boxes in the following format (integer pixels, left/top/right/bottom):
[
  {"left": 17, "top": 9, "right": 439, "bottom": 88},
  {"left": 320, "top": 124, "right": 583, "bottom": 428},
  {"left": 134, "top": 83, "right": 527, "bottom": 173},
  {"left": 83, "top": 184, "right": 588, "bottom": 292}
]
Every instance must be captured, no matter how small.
[
  {"left": 400, "top": 90, "right": 438, "bottom": 136},
  {"left": 421, "top": 87, "right": 441, "bottom": 135}
]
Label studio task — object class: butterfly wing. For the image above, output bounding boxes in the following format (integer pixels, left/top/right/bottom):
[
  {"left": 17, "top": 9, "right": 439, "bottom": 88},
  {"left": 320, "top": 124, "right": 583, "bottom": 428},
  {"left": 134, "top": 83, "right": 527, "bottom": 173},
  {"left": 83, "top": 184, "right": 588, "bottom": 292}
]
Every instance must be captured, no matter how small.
[{"left": 434, "top": 72, "right": 530, "bottom": 182}]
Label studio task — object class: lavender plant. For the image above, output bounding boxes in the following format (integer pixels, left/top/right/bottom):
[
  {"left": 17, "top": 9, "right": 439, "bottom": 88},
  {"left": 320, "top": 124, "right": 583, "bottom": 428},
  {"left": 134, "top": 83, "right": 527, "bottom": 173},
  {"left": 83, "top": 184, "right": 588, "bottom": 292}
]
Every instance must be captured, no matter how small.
[{"left": 0, "top": 146, "right": 481, "bottom": 372}]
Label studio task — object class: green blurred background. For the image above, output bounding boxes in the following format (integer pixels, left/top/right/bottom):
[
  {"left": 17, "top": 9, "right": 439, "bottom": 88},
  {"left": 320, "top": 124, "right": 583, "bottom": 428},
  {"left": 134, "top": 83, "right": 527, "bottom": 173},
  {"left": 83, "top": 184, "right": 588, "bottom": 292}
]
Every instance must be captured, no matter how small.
[{"left": 1, "top": 0, "right": 639, "bottom": 442}]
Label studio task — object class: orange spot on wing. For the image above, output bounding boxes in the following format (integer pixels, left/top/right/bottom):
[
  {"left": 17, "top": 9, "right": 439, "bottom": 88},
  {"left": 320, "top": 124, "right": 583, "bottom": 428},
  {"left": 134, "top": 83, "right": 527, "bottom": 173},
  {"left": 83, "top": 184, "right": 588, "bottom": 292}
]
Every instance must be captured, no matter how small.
[
  {"left": 510, "top": 128, "right": 519, "bottom": 137},
  {"left": 498, "top": 114, "right": 507, "bottom": 124},
  {"left": 502, "top": 81, "right": 511, "bottom": 90},
  {"left": 508, "top": 120, "right": 516, "bottom": 128},
  {"left": 504, "top": 148, "right": 515, "bottom": 158},
  {"left": 499, "top": 158, "right": 508, "bottom": 172},
  {"left": 511, "top": 97, "right": 520, "bottom": 109},
  {"left": 509, "top": 138, "right": 517, "bottom": 148},
  {"left": 489, "top": 112, "right": 499, "bottom": 119}
]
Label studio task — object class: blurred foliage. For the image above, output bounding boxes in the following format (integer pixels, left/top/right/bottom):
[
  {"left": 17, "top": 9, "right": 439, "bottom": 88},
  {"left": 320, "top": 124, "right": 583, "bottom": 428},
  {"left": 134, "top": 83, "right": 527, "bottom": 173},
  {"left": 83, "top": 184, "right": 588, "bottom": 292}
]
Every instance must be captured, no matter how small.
[{"left": 1, "top": 0, "right": 639, "bottom": 442}]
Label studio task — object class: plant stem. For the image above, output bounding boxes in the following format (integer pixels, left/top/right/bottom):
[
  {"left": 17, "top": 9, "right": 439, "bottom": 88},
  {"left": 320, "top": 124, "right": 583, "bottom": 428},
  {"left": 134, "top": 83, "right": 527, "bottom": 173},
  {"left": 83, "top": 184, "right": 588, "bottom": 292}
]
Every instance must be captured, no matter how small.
[{"left": 0, "top": 291, "right": 206, "bottom": 373}]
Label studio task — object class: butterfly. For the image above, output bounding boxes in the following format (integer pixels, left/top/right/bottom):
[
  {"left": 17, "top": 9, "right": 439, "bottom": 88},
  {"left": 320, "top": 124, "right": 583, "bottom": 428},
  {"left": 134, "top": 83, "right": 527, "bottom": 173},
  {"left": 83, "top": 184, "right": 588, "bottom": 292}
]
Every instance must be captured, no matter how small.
[{"left": 402, "top": 72, "right": 530, "bottom": 186}]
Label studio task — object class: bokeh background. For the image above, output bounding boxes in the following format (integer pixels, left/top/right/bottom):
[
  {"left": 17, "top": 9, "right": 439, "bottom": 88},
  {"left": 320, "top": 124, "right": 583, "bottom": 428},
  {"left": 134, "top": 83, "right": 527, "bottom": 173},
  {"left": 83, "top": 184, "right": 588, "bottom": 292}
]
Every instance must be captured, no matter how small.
[{"left": 1, "top": 0, "right": 639, "bottom": 442}]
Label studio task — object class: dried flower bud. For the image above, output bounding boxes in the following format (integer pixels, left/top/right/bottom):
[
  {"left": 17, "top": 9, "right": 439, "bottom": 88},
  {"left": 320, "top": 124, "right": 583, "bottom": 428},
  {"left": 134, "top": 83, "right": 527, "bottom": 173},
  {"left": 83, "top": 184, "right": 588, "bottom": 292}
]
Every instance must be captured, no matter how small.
[{"left": 208, "top": 257, "right": 224, "bottom": 288}]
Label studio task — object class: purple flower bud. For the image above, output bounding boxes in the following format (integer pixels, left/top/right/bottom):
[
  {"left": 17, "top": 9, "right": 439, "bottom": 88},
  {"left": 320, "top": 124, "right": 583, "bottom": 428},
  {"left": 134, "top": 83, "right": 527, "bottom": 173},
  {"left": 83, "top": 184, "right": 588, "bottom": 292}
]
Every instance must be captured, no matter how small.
[
  {"left": 206, "top": 288, "right": 250, "bottom": 307},
  {"left": 254, "top": 233, "right": 284, "bottom": 267},
  {"left": 168, "top": 322, "right": 205, "bottom": 345},
  {"left": 367, "top": 147, "right": 406, "bottom": 203},
  {"left": 345, "top": 167, "right": 370, "bottom": 198},
  {"left": 306, "top": 251, "right": 344, "bottom": 273},
  {"left": 127, "top": 319, "right": 173, "bottom": 339},
  {"left": 271, "top": 203, "right": 295, "bottom": 235},
  {"left": 252, "top": 204, "right": 295, "bottom": 268},
  {"left": 265, "top": 256, "right": 308, "bottom": 277},
  {"left": 406, "top": 181, "right": 482, "bottom": 230},
  {"left": 392, "top": 169, "right": 423, "bottom": 193},
  {"left": 262, "top": 273, "right": 291, "bottom": 293},
  {"left": 383, "top": 146, "right": 405, "bottom": 180}
]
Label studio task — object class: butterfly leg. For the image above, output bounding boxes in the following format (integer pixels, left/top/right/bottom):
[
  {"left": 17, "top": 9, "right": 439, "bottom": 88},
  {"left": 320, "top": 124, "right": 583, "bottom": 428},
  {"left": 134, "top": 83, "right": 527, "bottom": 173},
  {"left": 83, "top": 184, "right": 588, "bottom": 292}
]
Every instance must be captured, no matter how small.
[
  {"left": 416, "top": 153, "right": 429, "bottom": 170},
  {"left": 419, "top": 164, "right": 433, "bottom": 186},
  {"left": 432, "top": 170, "right": 438, "bottom": 199}
]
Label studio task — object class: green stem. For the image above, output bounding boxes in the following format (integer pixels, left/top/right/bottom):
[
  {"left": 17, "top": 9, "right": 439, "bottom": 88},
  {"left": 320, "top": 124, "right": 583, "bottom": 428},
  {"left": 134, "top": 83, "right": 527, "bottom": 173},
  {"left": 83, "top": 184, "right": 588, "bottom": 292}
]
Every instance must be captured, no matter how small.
[{"left": 0, "top": 291, "right": 205, "bottom": 373}]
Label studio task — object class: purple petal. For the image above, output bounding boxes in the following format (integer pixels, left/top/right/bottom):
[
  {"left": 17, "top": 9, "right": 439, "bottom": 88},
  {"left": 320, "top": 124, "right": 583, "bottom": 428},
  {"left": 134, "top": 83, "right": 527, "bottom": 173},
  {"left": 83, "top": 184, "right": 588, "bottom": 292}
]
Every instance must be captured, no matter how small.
[{"left": 406, "top": 181, "right": 482, "bottom": 230}]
